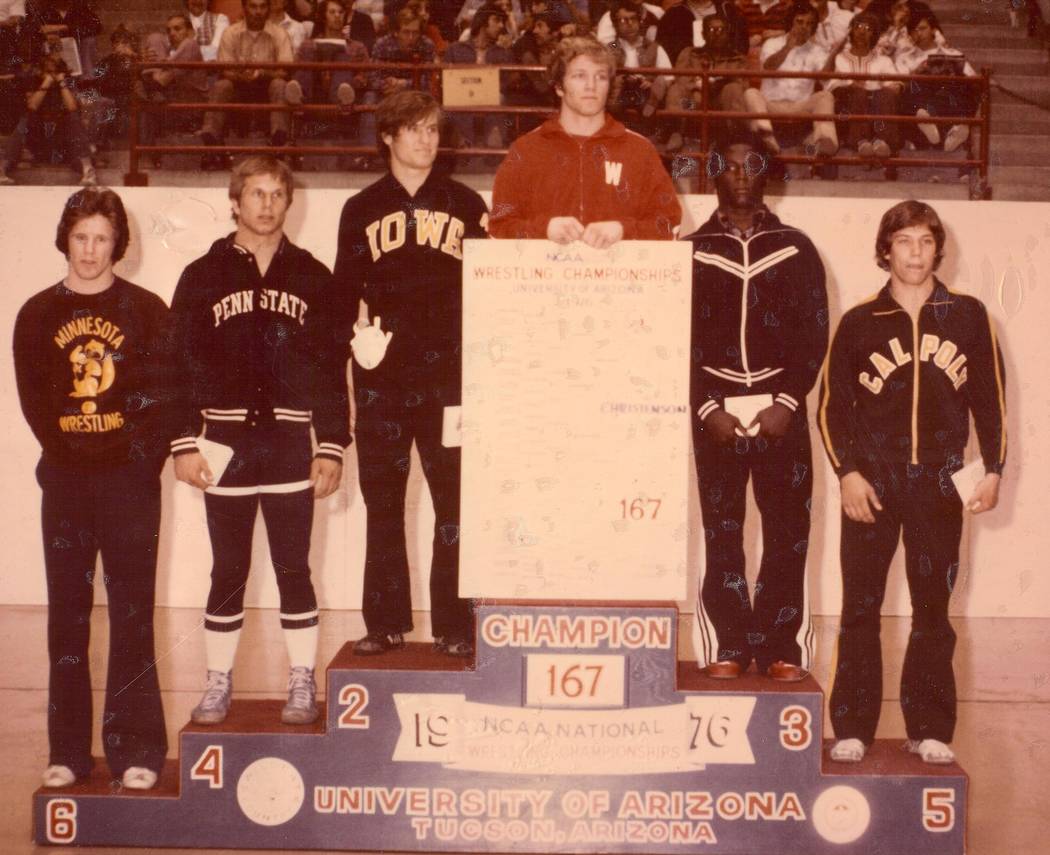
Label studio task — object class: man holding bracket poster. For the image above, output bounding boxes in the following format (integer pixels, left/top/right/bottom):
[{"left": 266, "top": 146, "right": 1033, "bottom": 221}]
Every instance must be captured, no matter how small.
[
  {"left": 488, "top": 35, "right": 681, "bottom": 245},
  {"left": 686, "top": 132, "right": 829, "bottom": 683}
]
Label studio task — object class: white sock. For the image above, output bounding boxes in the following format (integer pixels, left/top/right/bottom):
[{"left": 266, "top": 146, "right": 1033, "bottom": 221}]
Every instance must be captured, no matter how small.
[
  {"left": 203, "top": 628, "right": 241, "bottom": 674},
  {"left": 283, "top": 624, "right": 319, "bottom": 670}
]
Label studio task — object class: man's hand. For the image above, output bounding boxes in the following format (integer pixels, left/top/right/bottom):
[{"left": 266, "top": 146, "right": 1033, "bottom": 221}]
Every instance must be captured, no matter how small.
[
  {"left": 703, "top": 408, "right": 745, "bottom": 445},
  {"left": 753, "top": 402, "right": 792, "bottom": 438},
  {"left": 174, "top": 451, "right": 214, "bottom": 491},
  {"left": 546, "top": 216, "right": 585, "bottom": 244},
  {"left": 581, "top": 220, "right": 624, "bottom": 249},
  {"left": 311, "top": 457, "right": 342, "bottom": 499},
  {"left": 351, "top": 315, "right": 393, "bottom": 369},
  {"left": 840, "top": 471, "right": 883, "bottom": 523},
  {"left": 967, "top": 472, "right": 1001, "bottom": 514}
]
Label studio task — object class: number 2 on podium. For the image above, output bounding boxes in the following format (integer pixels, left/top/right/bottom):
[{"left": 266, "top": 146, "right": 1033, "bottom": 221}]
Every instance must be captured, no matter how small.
[{"left": 338, "top": 684, "right": 370, "bottom": 729}]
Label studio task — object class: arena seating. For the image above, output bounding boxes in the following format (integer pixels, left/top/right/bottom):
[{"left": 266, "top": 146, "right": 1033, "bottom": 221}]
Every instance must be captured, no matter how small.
[{"left": 3, "top": 0, "right": 1048, "bottom": 200}]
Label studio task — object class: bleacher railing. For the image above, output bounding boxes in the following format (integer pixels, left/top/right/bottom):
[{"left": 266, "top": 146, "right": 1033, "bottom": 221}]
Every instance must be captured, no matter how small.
[{"left": 125, "top": 59, "right": 992, "bottom": 199}]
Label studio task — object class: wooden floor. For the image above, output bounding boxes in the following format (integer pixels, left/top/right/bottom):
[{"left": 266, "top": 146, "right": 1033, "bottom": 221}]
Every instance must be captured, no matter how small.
[{"left": 2, "top": 605, "right": 1046, "bottom": 854}]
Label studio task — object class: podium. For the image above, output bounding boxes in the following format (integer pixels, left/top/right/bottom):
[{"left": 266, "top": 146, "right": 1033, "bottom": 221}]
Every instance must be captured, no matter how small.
[{"left": 33, "top": 602, "right": 966, "bottom": 853}]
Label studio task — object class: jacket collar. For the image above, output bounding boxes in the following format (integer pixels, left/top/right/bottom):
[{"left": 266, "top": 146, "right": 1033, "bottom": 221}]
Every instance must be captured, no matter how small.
[
  {"left": 694, "top": 204, "right": 781, "bottom": 238},
  {"left": 873, "top": 277, "right": 954, "bottom": 312},
  {"left": 538, "top": 113, "right": 627, "bottom": 143}
]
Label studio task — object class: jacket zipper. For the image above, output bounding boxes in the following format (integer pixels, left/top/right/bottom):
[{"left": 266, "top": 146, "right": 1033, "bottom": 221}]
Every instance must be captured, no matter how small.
[
  {"left": 739, "top": 235, "right": 752, "bottom": 387},
  {"left": 910, "top": 311, "right": 921, "bottom": 464}
]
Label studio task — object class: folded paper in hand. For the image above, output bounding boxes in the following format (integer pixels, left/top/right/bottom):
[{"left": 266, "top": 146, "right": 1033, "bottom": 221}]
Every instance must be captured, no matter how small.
[
  {"left": 724, "top": 393, "right": 773, "bottom": 437},
  {"left": 197, "top": 438, "right": 235, "bottom": 485},
  {"left": 950, "top": 458, "right": 985, "bottom": 505}
]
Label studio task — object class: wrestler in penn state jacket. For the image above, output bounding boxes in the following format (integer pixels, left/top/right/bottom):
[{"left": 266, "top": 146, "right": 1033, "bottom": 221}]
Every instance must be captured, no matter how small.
[
  {"left": 168, "top": 233, "right": 350, "bottom": 462},
  {"left": 819, "top": 279, "right": 1006, "bottom": 476},
  {"left": 688, "top": 206, "right": 829, "bottom": 423}
]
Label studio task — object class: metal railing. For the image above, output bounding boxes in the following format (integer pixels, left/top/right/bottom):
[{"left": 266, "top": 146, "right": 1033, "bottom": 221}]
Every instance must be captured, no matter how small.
[{"left": 122, "top": 59, "right": 991, "bottom": 198}]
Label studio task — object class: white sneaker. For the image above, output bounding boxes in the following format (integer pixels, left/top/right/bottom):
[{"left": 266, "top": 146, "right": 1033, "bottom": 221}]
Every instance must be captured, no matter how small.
[
  {"left": 944, "top": 124, "right": 970, "bottom": 153},
  {"left": 871, "top": 138, "right": 891, "bottom": 158},
  {"left": 905, "top": 738, "right": 955, "bottom": 764},
  {"left": 336, "top": 82, "right": 355, "bottom": 106},
  {"left": 42, "top": 765, "right": 76, "bottom": 787},
  {"left": 281, "top": 666, "right": 318, "bottom": 725},
  {"left": 829, "top": 738, "right": 866, "bottom": 763},
  {"left": 80, "top": 165, "right": 97, "bottom": 186},
  {"left": 122, "top": 766, "right": 158, "bottom": 790},
  {"left": 285, "top": 79, "right": 304, "bottom": 105},
  {"left": 857, "top": 139, "right": 874, "bottom": 158},
  {"left": 916, "top": 108, "right": 940, "bottom": 145},
  {"left": 191, "top": 669, "right": 232, "bottom": 724}
]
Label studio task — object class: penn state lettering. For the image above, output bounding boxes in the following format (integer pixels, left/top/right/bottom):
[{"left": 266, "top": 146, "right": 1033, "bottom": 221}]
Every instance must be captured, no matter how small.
[
  {"left": 211, "top": 288, "right": 309, "bottom": 327},
  {"left": 860, "top": 333, "right": 968, "bottom": 394},
  {"left": 365, "top": 209, "right": 466, "bottom": 262}
]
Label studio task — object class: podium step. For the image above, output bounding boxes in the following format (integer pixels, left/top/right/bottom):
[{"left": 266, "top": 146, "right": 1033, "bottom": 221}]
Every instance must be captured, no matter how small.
[{"left": 33, "top": 603, "right": 967, "bottom": 853}]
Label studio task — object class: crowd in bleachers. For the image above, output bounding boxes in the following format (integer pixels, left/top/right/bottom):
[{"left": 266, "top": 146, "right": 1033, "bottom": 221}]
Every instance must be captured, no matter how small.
[{"left": 0, "top": 0, "right": 1040, "bottom": 184}]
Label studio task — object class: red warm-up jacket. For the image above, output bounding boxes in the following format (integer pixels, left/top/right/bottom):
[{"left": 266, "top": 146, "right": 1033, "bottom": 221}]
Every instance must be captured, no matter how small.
[{"left": 488, "top": 114, "right": 681, "bottom": 240}]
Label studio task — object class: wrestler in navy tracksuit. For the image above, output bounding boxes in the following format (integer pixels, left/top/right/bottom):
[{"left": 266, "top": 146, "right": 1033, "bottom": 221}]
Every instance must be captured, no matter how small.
[
  {"left": 687, "top": 206, "right": 829, "bottom": 672},
  {"left": 819, "top": 280, "right": 1006, "bottom": 745},
  {"left": 333, "top": 171, "right": 488, "bottom": 644},
  {"left": 169, "top": 235, "right": 350, "bottom": 638}
]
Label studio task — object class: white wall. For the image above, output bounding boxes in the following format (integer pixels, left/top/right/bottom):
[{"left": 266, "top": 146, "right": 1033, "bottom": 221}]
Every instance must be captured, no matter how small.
[{"left": 0, "top": 187, "right": 1044, "bottom": 618}]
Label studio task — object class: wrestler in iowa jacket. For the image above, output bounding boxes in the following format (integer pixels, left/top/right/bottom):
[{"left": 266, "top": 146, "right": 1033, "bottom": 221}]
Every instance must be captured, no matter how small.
[
  {"left": 819, "top": 280, "right": 1006, "bottom": 475},
  {"left": 687, "top": 207, "right": 829, "bottom": 421},
  {"left": 168, "top": 234, "right": 350, "bottom": 461}
]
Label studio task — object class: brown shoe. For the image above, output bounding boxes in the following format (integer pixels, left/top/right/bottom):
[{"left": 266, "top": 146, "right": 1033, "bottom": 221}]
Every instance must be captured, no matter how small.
[
  {"left": 704, "top": 660, "right": 743, "bottom": 679},
  {"left": 766, "top": 660, "right": 807, "bottom": 682}
]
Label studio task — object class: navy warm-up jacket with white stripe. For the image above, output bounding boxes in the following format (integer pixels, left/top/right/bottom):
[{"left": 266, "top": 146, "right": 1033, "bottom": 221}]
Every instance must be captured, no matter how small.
[{"left": 687, "top": 208, "right": 830, "bottom": 421}]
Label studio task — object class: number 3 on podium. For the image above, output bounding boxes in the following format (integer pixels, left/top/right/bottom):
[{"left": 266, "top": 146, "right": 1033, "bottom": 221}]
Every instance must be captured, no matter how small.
[{"left": 778, "top": 705, "right": 812, "bottom": 750}]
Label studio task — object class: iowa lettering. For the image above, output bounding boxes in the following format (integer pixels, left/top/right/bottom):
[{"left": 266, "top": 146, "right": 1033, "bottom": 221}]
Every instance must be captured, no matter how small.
[
  {"left": 365, "top": 209, "right": 465, "bottom": 262},
  {"left": 860, "top": 334, "right": 968, "bottom": 393},
  {"left": 212, "top": 289, "right": 309, "bottom": 327}
]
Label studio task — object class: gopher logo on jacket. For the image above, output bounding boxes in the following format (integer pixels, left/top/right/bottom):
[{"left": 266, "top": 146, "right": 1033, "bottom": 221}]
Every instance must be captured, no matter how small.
[{"left": 52, "top": 316, "right": 126, "bottom": 432}]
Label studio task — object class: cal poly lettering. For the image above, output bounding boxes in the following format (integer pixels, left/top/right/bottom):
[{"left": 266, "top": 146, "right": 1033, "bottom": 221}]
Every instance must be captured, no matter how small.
[
  {"left": 859, "top": 334, "right": 968, "bottom": 393},
  {"left": 365, "top": 209, "right": 466, "bottom": 262}
]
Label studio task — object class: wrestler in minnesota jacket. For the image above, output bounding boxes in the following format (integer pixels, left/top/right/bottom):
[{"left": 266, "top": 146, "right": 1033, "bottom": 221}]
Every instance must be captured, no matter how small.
[
  {"left": 14, "top": 277, "right": 171, "bottom": 471},
  {"left": 168, "top": 234, "right": 350, "bottom": 462},
  {"left": 819, "top": 279, "right": 1007, "bottom": 476},
  {"left": 687, "top": 207, "right": 829, "bottom": 422},
  {"left": 488, "top": 114, "right": 681, "bottom": 240}
]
